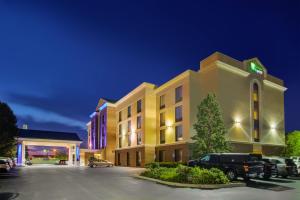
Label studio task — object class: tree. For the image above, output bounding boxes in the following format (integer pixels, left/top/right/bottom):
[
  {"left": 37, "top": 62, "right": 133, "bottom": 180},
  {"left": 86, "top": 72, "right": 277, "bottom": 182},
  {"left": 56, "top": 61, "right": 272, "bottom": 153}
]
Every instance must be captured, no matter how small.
[
  {"left": 284, "top": 131, "right": 300, "bottom": 156},
  {"left": 0, "top": 101, "right": 18, "bottom": 157},
  {"left": 190, "top": 94, "right": 230, "bottom": 158}
]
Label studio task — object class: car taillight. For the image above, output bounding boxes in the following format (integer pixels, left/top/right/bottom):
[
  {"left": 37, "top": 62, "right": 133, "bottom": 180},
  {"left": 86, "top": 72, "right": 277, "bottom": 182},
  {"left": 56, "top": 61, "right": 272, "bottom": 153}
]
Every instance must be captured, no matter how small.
[{"left": 244, "top": 165, "right": 249, "bottom": 172}]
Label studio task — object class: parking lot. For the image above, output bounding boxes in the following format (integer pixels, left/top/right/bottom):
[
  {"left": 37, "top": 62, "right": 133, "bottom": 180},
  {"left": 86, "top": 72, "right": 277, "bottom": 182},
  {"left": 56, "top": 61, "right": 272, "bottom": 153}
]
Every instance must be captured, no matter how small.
[{"left": 0, "top": 166, "right": 299, "bottom": 200}]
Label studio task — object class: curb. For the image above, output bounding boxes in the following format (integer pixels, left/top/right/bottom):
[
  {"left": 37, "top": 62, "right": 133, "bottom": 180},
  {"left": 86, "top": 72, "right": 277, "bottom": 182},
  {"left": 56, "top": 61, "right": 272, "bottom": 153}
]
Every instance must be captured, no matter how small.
[{"left": 132, "top": 175, "right": 246, "bottom": 189}]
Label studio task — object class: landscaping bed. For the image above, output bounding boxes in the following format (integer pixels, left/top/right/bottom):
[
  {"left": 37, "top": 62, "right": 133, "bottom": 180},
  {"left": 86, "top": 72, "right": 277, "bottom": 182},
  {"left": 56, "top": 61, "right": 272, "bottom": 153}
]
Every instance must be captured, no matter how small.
[{"left": 137, "top": 163, "right": 245, "bottom": 189}]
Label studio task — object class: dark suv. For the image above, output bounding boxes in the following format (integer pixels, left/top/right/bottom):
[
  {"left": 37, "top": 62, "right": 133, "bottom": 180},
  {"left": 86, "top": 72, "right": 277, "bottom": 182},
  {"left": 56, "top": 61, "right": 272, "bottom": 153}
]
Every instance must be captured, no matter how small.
[{"left": 188, "top": 153, "right": 264, "bottom": 181}]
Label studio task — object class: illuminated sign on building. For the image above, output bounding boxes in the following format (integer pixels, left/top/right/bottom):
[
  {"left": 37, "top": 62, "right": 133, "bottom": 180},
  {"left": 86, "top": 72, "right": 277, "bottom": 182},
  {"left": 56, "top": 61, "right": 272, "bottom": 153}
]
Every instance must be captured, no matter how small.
[{"left": 249, "top": 62, "right": 264, "bottom": 75}]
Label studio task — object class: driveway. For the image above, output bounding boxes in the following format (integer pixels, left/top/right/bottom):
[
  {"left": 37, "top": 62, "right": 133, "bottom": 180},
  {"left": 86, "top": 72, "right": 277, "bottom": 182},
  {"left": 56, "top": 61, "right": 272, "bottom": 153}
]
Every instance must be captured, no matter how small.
[{"left": 0, "top": 166, "right": 299, "bottom": 200}]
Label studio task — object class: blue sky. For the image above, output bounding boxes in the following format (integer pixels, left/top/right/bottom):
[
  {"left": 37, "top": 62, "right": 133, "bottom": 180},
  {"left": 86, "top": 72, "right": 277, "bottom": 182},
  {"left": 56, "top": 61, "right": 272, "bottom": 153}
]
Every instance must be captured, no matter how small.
[{"left": 0, "top": 0, "right": 299, "bottom": 146}]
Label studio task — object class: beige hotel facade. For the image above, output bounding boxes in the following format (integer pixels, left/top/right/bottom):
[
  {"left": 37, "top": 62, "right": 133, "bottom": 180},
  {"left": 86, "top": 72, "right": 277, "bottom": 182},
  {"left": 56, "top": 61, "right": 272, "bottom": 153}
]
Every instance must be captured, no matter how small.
[{"left": 87, "top": 52, "right": 287, "bottom": 167}]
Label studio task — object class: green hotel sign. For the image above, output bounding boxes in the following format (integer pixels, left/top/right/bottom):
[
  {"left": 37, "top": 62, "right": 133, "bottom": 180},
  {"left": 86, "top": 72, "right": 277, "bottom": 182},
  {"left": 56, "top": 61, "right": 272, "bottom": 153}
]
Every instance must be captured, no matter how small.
[{"left": 249, "top": 62, "right": 264, "bottom": 75}]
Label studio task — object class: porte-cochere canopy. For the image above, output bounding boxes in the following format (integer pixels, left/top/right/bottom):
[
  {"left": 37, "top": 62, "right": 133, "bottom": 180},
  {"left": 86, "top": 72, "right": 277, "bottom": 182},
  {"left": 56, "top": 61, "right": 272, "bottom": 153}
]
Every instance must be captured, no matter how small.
[{"left": 16, "top": 129, "right": 82, "bottom": 166}]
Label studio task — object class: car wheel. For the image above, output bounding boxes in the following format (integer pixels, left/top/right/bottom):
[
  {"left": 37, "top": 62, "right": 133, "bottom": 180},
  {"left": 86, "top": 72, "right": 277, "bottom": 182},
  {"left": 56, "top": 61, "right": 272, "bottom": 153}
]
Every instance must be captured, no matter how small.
[{"left": 226, "top": 170, "right": 236, "bottom": 181}]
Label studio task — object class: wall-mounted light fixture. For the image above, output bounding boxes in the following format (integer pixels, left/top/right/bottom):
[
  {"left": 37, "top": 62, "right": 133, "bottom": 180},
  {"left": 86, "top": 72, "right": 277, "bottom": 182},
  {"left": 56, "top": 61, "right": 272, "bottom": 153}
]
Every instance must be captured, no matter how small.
[
  {"left": 234, "top": 118, "right": 241, "bottom": 127},
  {"left": 270, "top": 123, "right": 276, "bottom": 130},
  {"left": 166, "top": 120, "right": 173, "bottom": 129}
]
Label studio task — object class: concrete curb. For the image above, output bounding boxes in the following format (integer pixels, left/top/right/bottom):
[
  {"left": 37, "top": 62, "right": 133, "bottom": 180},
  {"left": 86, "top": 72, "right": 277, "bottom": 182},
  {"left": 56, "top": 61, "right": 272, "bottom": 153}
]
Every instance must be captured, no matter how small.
[{"left": 132, "top": 175, "right": 246, "bottom": 189}]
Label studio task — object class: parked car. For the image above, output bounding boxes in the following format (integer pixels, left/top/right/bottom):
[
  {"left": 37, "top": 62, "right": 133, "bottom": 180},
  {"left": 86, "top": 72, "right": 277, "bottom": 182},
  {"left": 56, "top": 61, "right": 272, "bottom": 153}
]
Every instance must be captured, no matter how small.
[
  {"left": 290, "top": 156, "right": 300, "bottom": 174},
  {"left": 0, "top": 157, "right": 14, "bottom": 169},
  {"left": 0, "top": 160, "right": 10, "bottom": 172},
  {"left": 58, "top": 160, "right": 68, "bottom": 165},
  {"left": 261, "top": 157, "right": 278, "bottom": 178},
  {"left": 88, "top": 159, "right": 113, "bottom": 168},
  {"left": 25, "top": 160, "right": 32, "bottom": 166},
  {"left": 285, "top": 158, "right": 298, "bottom": 176},
  {"left": 188, "top": 153, "right": 264, "bottom": 181},
  {"left": 267, "top": 157, "right": 298, "bottom": 178}
]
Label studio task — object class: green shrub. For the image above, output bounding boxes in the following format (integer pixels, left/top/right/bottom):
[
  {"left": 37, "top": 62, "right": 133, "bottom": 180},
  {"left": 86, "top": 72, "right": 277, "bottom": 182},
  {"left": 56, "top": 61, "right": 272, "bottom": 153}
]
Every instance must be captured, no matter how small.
[
  {"left": 145, "top": 162, "right": 160, "bottom": 169},
  {"left": 141, "top": 166, "right": 229, "bottom": 185},
  {"left": 159, "top": 168, "right": 179, "bottom": 182}
]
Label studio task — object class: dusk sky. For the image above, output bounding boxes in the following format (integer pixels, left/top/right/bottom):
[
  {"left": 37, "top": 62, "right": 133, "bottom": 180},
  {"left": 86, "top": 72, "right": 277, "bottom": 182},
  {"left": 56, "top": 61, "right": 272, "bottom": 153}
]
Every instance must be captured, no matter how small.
[{"left": 0, "top": 0, "right": 299, "bottom": 145}]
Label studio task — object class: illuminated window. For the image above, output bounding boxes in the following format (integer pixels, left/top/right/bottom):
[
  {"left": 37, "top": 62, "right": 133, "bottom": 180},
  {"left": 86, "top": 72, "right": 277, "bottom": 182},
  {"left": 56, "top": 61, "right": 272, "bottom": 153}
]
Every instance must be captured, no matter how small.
[
  {"left": 137, "top": 116, "right": 142, "bottom": 129},
  {"left": 160, "top": 95, "right": 165, "bottom": 109},
  {"left": 137, "top": 132, "right": 142, "bottom": 145},
  {"left": 127, "top": 120, "right": 131, "bottom": 132},
  {"left": 137, "top": 100, "right": 142, "bottom": 113},
  {"left": 160, "top": 129, "right": 165, "bottom": 144},
  {"left": 252, "top": 83, "right": 260, "bottom": 142},
  {"left": 160, "top": 112, "right": 165, "bottom": 127},
  {"left": 175, "top": 86, "right": 183, "bottom": 103},
  {"left": 175, "top": 125, "right": 183, "bottom": 141},
  {"left": 175, "top": 106, "right": 182, "bottom": 122}
]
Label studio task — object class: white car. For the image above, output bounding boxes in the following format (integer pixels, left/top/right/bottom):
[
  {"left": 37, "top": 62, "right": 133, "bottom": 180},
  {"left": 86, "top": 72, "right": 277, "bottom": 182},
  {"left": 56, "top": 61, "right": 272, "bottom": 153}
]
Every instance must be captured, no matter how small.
[{"left": 291, "top": 157, "right": 300, "bottom": 174}]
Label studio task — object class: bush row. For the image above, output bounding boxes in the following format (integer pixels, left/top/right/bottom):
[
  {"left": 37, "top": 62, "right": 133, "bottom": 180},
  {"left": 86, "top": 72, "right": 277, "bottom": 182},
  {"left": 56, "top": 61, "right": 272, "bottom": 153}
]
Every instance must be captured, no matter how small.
[
  {"left": 145, "top": 162, "right": 186, "bottom": 168},
  {"left": 141, "top": 165, "right": 229, "bottom": 185}
]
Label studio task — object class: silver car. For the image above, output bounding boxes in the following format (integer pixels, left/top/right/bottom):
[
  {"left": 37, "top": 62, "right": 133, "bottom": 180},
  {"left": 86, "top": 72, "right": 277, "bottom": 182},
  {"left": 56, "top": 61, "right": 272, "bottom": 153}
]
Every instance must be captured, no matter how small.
[
  {"left": 291, "top": 157, "right": 300, "bottom": 174},
  {"left": 88, "top": 159, "right": 113, "bottom": 168}
]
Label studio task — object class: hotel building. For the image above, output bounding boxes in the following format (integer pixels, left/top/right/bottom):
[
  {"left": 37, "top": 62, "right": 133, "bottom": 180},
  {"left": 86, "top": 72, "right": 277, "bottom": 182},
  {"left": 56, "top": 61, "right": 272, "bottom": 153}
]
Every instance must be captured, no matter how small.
[{"left": 87, "top": 52, "right": 286, "bottom": 167}]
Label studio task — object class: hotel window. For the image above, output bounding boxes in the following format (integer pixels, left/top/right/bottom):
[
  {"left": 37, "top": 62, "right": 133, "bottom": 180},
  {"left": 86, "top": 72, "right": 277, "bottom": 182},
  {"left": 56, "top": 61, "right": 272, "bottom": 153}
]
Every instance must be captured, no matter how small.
[
  {"left": 160, "top": 129, "right": 166, "bottom": 144},
  {"left": 119, "top": 136, "right": 122, "bottom": 148},
  {"left": 158, "top": 150, "right": 165, "bottom": 162},
  {"left": 175, "top": 86, "right": 183, "bottom": 103},
  {"left": 137, "top": 116, "right": 142, "bottom": 129},
  {"left": 119, "top": 111, "right": 122, "bottom": 122},
  {"left": 174, "top": 149, "right": 183, "bottom": 162},
  {"left": 119, "top": 124, "right": 122, "bottom": 135},
  {"left": 127, "top": 120, "right": 131, "bottom": 132},
  {"left": 175, "top": 125, "right": 183, "bottom": 141},
  {"left": 160, "top": 112, "right": 165, "bottom": 127},
  {"left": 127, "top": 106, "right": 131, "bottom": 118},
  {"left": 127, "top": 134, "right": 131, "bottom": 147},
  {"left": 252, "top": 83, "right": 260, "bottom": 142},
  {"left": 137, "top": 132, "right": 142, "bottom": 145},
  {"left": 175, "top": 106, "right": 182, "bottom": 122},
  {"left": 137, "top": 99, "right": 142, "bottom": 113},
  {"left": 160, "top": 95, "right": 165, "bottom": 109}
]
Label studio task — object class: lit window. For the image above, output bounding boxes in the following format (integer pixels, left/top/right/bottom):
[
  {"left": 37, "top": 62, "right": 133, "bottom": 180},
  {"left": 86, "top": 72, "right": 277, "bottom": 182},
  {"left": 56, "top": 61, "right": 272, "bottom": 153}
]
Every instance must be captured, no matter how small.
[
  {"left": 253, "top": 83, "right": 260, "bottom": 142},
  {"left": 175, "top": 106, "right": 182, "bottom": 122},
  {"left": 137, "top": 116, "right": 142, "bottom": 129},
  {"left": 137, "top": 132, "right": 142, "bottom": 145},
  {"left": 127, "top": 120, "right": 131, "bottom": 132},
  {"left": 175, "top": 86, "right": 183, "bottom": 103}
]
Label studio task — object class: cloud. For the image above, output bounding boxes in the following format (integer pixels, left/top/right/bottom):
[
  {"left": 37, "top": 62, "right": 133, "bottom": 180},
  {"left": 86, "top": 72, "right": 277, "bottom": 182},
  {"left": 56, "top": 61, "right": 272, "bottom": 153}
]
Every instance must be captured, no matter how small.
[{"left": 10, "top": 103, "right": 86, "bottom": 130}]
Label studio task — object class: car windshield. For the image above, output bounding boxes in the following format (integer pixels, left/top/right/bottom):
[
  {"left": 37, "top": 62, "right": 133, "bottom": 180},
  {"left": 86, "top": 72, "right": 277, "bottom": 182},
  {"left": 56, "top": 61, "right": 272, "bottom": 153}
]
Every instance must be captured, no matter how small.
[{"left": 200, "top": 155, "right": 210, "bottom": 162}]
